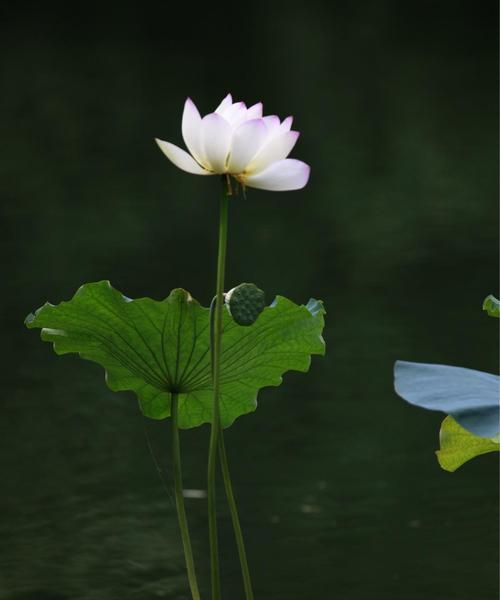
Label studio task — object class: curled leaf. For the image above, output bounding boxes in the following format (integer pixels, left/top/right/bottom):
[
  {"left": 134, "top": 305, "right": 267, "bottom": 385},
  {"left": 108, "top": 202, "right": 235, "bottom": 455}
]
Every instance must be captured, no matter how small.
[
  {"left": 482, "top": 294, "right": 500, "bottom": 318},
  {"left": 436, "top": 416, "right": 500, "bottom": 472}
]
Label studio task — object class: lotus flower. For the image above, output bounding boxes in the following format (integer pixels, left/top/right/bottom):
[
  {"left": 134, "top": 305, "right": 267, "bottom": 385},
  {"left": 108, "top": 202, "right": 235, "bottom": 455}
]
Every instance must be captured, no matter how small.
[{"left": 155, "top": 94, "right": 310, "bottom": 192}]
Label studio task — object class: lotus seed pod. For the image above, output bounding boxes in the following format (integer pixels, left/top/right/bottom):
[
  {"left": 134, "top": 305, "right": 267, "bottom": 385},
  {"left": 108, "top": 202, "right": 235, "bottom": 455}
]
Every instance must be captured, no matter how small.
[{"left": 225, "top": 283, "right": 266, "bottom": 326}]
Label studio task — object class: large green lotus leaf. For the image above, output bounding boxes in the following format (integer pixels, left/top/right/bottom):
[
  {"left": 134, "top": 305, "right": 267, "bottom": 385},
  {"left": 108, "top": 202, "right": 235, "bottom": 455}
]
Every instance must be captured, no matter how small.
[
  {"left": 482, "top": 294, "right": 500, "bottom": 318},
  {"left": 25, "top": 281, "right": 325, "bottom": 428},
  {"left": 436, "top": 415, "right": 500, "bottom": 472}
]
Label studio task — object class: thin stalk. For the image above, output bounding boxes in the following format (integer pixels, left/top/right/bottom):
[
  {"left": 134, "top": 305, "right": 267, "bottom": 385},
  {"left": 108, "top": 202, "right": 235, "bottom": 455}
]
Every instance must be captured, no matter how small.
[
  {"left": 207, "top": 187, "right": 255, "bottom": 600},
  {"left": 207, "top": 180, "right": 230, "bottom": 600},
  {"left": 218, "top": 430, "right": 255, "bottom": 600},
  {"left": 171, "top": 392, "right": 201, "bottom": 600}
]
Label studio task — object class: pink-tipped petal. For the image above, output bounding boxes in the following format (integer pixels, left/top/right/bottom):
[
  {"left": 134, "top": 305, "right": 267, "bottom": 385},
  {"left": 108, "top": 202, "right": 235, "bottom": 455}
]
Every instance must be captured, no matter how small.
[
  {"left": 246, "top": 102, "right": 263, "bottom": 120},
  {"left": 221, "top": 101, "right": 248, "bottom": 127},
  {"left": 227, "top": 119, "right": 268, "bottom": 174},
  {"left": 244, "top": 159, "right": 310, "bottom": 191},
  {"left": 247, "top": 130, "right": 300, "bottom": 173},
  {"left": 215, "top": 93, "right": 233, "bottom": 113},
  {"left": 182, "top": 98, "right": 204, "bottom": 164},
  {"left": 280, "top": 116, "right": 294, "bottom": 131},
  {"left": 263, "top": 115, "right": 280, "bottom": 132},
  {"left": 155, "top": 139, "right": 211, "bottom": 175},
  {"left": 200, "top": 113, "right": 233, "bottom": 173}
]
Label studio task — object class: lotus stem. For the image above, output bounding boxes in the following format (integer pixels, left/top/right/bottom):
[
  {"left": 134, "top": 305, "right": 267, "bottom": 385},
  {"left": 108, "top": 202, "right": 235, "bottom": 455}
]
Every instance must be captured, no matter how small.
[
  {"left": 207, "top": 180, "right": 230, "bottom": 599},
  {"left": 218, "top": 430, "right": 255, "bottom": 600},
  {"left": 208, "top": 179, "right": 255, "bottom": 599},
  {"left": 171, "top": 392, "right": 201, "bottom": 600}
]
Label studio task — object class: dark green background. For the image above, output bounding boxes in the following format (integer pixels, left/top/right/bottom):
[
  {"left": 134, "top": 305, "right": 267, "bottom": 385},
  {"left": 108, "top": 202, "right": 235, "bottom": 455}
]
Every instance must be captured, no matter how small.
[{"left": 1, "top": 1, "right": 498, "bottom": 599}]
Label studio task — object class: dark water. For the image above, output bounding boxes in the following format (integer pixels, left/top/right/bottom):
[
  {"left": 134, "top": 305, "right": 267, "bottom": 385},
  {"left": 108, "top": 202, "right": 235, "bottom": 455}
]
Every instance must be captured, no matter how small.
[{"left": 1, "top": 2, "right": 498, "bottom": 599}]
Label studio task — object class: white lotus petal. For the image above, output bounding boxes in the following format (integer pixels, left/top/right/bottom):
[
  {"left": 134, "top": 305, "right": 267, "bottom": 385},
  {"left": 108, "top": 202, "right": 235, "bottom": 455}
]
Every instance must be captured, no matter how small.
[
  {"left": 263, "top": 115, "right": 280, "bottom": 133},
  {"left": 246, "top": 102, "right": 263, "bottom": 120},
  {"left": 280, "top": 116, "right": 294, "bottom": 131},
  {"left": 155, "top": 139, "right": 211, "bottom": 175},
  {"left": 215, "top": 100, "right": 238, "bottom": 118},
  {"left": 215, "top": 93, "right": 233, "bottom": 114},
  {"left": 200, "top": 113, "right": 232, "bottom": 172},
  {"left": 182, "top": 98, "right": 204, "bottom": 164},
  {"left": 244, "top": 159, "right": 310, "bottom": 191},
  {"left": 247, "top": 131, "right": 300, "bottom": 173},
  {"left": 222, "top": 101, "right": 248, "bottom": 127},
  {"left": 227, "top": 119, "right": 268, "bottom": 174}
]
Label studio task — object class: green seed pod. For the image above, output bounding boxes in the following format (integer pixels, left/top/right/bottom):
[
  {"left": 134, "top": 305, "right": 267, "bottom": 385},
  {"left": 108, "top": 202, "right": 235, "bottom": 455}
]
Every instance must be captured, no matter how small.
[{"left": 225, "top": 283, "right": 266, "bottom": 326}]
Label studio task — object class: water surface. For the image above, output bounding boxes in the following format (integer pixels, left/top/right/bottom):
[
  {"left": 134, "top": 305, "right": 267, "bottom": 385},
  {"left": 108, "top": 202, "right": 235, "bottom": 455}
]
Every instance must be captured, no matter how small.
[{"left": 1, "top": 2, "right": 498, "bottom": 598}]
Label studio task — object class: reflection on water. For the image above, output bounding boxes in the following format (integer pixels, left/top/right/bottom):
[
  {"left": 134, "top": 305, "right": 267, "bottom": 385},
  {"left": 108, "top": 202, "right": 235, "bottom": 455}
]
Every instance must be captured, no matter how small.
[{"left": 1, "top": 1, "right": 498, "bottom": 598}]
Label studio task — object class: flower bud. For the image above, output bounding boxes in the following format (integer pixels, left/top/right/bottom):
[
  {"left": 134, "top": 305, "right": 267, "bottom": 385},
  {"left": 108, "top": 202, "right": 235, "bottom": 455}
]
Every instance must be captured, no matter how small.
[{"left": 225, "top": 283, "right": 266, "bottom": 326}]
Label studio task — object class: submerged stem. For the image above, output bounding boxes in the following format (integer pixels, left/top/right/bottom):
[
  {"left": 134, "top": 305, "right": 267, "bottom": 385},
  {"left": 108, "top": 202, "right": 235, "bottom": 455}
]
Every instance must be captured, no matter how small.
[
  {"left": 207, "top": 181, "right": 230, "bottom": 599},
  {"left": 218, "top": 430, "right": 255, "bottom": 600},
  {"left": 171, "top": 392, "right": 201, "bottom": 600}
]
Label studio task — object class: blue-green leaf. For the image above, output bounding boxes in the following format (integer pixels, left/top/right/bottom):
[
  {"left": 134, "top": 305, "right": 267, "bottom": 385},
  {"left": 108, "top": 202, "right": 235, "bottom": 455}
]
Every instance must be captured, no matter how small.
[{"left": 394, "top": 361, "right": 500, "bottom": 438}]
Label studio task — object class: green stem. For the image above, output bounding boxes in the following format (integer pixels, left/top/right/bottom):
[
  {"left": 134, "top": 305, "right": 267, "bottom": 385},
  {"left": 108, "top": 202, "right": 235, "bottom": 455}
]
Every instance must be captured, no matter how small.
[
  {"left": 171, "top": 392, "right": 201, "bottom": 600},
  {"left": 218, "top": 430, "right": 255, "bottom": 600},
  {"left": 207, "top": 182, "right": 255, "bottom": 600},
  {"left": 207, "top": 180, "right": 230, "bottom": 600}
]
